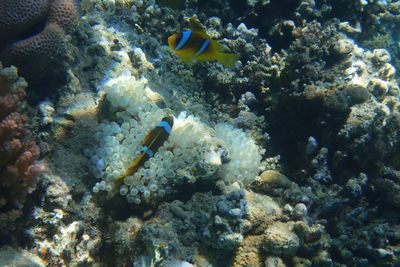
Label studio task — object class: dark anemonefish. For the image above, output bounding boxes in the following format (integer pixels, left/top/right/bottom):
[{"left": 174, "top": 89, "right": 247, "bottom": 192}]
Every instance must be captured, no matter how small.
[
  {"left": 168, "top": 17, "right": 239, "bottom": 69},
  {"left": 114, "top": 116, "right": 174, "bottom": 188}
]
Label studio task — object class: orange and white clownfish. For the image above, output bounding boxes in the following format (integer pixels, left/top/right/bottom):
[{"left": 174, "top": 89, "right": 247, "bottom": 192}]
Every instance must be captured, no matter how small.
[
  {"left": 114, "top": 116, "right": 174, "bottom": 188},
  {"left": 168, "top": 17, "right": 239, "bottom": 69}
]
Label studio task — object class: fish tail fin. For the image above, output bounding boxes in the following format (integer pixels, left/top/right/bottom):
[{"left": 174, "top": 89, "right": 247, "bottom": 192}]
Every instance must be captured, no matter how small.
[
  {"left": 114, "top": 173, "right": 127, "bottom": 188},
  {"left": 114, "top": 152, "right": 146, "bottom": 188},
  {"left": 216, "top": 52, "right": 240, "bottom": 69}
]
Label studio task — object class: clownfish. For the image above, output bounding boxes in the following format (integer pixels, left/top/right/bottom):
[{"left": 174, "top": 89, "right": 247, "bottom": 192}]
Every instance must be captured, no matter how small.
[
  {"left": 114, "top": 116, "right": 174, "bottom": 188},
  {"left": 168, "top": 17, "right": 239, "bottom": 69}
]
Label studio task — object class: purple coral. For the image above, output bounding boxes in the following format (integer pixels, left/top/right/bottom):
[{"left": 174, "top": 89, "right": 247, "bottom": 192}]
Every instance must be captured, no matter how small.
[
  {"left": 0, "top": 63, "right": 45, "bottom": 209},
  {"left": 0, "top": 0, "right": 80, "bottom": 81}
]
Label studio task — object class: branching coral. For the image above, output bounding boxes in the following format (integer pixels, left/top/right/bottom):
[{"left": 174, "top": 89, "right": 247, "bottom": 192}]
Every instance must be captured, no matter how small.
[{"left": 0, "top": 63, "right": 45, "bottom": 209}]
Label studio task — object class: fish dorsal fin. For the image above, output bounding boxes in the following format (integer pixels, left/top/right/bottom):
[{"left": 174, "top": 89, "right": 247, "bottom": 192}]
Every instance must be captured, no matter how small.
[
  {"left": 189, "top": 17, "right": 206, "bottom": 33},
  {"left": 142, "top": 130, "right": 153, "bottom": 145},
  {"left": 213, "top": 40, "right": 231, "bottom": 53},
  {"left": 188, "top": 17, "right": 231, "bottom": 53}
]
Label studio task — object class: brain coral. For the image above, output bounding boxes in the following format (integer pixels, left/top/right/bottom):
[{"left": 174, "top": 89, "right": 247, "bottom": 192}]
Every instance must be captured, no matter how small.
[
  {"left": 0, "top": 0, "right": 80, "bottom": 81},
  {"left": 48, "top": 0, "right": 80, "bottom": 30},
  {"left": 0, "top": 0, "right": 53, "bottom": 41}
]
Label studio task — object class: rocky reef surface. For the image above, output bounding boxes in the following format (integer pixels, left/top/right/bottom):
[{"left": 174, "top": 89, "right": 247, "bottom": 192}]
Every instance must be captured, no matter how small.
[{"left": 1, "top": 0, "right": 400, "bottom": 266}]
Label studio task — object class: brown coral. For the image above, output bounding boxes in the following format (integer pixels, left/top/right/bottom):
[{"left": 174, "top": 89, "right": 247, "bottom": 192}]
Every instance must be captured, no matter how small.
[
  {"left": 0, "top": 0, "right": 80, "bottom": 81},
  {"left": 1, "top": 23, "right": 66, "bottom": 77},
  {"left": 0, "top": 0, "right": 53, "bottom": 42},
  {"left": 48, "top": 0, "right": 80, "bottom": 30},
  {"left": 0, "top": 63, "right": 45, "bottom": 209}
]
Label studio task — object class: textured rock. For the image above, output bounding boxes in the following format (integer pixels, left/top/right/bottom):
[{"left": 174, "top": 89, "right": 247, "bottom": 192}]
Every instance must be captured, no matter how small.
[
  {"left": 259, "top": 170, "right": 291, "bottom": 187},
  {"left": 35, "top": 221, "right": 102, "bottom": 265},
  {"left": 0, "top": 246, "right": 44, "bottom": 267},
  {"left": 265, "top": 257, "right": 286, "bottom": 267},
  {"left": 137, "top": 191, "right": 248, "bottom": 264},
  {"left": 231, "top": 235, "right": 264, "bottom": 267},
  {"left": 262, "top": 222, "right": 300, "bottom": 257},
  {"left": 245, "top": 191, "right": 282, "bottom": 233}
]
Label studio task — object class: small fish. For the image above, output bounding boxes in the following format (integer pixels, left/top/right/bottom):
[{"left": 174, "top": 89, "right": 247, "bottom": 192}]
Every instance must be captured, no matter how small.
[
  {"left": 114, "top": 116, "right": 174, "bottom": 187},
  {"left": 168, "top": 17, "right": 239, "bottom": 69}
]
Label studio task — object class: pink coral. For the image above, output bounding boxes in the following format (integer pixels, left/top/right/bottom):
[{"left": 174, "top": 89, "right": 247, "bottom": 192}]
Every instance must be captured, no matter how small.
[
  {"left": 0, "top": 84, "right": 25, "bottom": 120},
  {"left": 0, "top": 63, "right": 45, "bottom": 208}
]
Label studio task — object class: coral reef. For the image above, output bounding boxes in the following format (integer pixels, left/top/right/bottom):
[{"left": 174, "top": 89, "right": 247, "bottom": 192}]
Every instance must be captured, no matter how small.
[
  {"left": 51, "top": 0, "right": 400, "bottom": 265},
  {"left": 0, "top": 0, "right": 80, "bottom": 82},
  {"left": 0, "top": 63, "right": 45, "bottom": 210},
  {"left": 136, "top": 189, "right": 248, "bottom": 265},
  {"left": 22, "top": 171, "right": 103, "bottom": 266},
  {"left": 2, "top": 0, "right": 400, "bottom": 266},
  {"left": 33, "top": 220, "right": 102, "bottom": 265}
]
